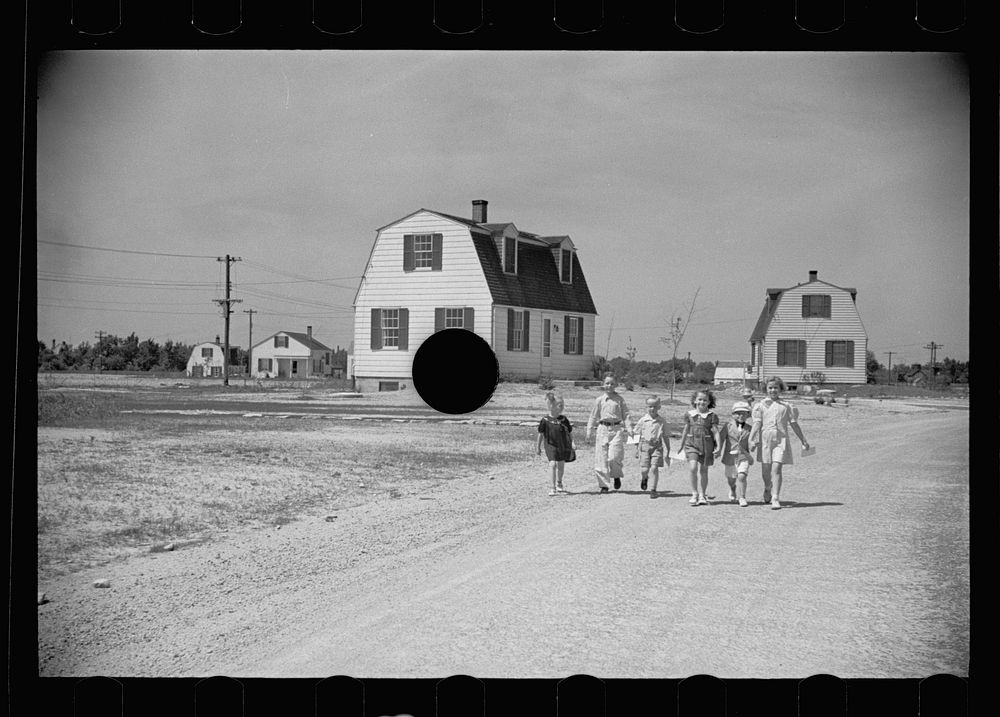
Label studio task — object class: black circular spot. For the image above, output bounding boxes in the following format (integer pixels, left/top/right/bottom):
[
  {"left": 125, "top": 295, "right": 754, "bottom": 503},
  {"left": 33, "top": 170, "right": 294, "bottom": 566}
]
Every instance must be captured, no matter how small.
[{"left": 411, "top": 329, "right": 499, "bottom": 414}]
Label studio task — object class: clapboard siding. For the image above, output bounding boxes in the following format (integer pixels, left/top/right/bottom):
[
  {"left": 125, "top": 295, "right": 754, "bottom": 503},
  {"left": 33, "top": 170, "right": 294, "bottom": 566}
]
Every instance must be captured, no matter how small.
[
  {"left": 493, "top": 306, "right": 595, "bottom": 380},
  {"left": 354, "top": 212, "right": 494, "bottom": 381},
  {"left": 751, "top": 281, "right": 867, "bottom": 385}
]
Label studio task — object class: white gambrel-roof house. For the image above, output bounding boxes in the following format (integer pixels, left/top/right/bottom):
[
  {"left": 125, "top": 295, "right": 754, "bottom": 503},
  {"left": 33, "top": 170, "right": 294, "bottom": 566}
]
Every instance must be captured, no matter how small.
[
  {"left": 352, "top": 200, "right": 599, "bottom": 392},
  {"left": 748, "top": 270, "right": 868, "bottom": 387},
  {"left": 185, "top": 338, "right": 239, "bottom": 378}
]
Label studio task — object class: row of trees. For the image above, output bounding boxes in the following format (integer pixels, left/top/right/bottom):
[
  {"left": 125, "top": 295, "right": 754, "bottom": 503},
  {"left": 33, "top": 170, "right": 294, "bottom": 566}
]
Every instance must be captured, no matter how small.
[
  {"left": 590, "top": 350, "right": 970, "bottom": 389},
  {"left": 592, "top": 356, "right": 717, "bottom": 389},
  {"left": 38, "top": 334, "right": 197, "bottom": 372}
]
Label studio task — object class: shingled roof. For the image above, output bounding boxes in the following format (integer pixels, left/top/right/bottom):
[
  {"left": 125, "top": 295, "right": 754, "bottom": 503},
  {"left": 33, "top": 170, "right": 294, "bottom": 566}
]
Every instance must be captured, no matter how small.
[
  {"left": 421, "top": 208, "right": 598, "bottom": 314},
  {"left": 283, "top": 331, "right": 333, "bottom": 352}
]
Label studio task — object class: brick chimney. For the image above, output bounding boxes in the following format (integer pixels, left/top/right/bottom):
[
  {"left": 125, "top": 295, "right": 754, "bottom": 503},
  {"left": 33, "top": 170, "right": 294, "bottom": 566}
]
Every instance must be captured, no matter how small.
[
  {"left": 216, "top": 335, "right": 220, "bottom": 344},
  {"left": 808, "top": 270, "right": 818, "bottom": 282},
  {"left": 472, "top": 199, "right": 488, "bottom": 223},
  {"left": 307, "top": 326, "right": 312, "bottom": 339}
]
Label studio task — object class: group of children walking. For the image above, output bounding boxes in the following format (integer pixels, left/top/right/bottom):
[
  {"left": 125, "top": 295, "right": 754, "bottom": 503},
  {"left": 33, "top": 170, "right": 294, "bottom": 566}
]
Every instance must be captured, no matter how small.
[{"left": 536, "top": 374, "right": 810, "bottom": 510}]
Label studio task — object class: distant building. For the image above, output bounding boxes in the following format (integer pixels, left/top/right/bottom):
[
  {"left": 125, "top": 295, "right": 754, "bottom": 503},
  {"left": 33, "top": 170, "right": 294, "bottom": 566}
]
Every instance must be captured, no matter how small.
[
  {"left": 713, "top": 360, "right": 750, "bottom": 385},
  {"left": 186, "top": 337, "right": 240, "bottom": 377},
  {"left": 748, "top": 270, "right": 868, "bottom": 387},
  {"left": 252, "top": 326, "right": 335, "bottom": 379}
]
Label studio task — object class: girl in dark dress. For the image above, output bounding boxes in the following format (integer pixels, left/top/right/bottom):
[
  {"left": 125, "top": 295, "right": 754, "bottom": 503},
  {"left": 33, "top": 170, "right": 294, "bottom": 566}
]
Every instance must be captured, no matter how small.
[{"left": 536, "top": 392, "right": 574, "bottom": 496}]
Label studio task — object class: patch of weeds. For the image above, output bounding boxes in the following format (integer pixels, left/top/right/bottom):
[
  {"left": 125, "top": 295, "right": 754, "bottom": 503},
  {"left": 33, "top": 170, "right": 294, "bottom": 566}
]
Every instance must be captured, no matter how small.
[{"left": 38, "top": 391, "right": 126, "bottom": 426}]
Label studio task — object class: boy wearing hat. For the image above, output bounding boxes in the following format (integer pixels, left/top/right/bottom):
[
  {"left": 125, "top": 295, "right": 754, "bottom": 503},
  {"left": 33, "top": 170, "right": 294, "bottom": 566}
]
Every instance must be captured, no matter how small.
[{"left": 715, "top": 401, "right": 754, "bottom": 506}]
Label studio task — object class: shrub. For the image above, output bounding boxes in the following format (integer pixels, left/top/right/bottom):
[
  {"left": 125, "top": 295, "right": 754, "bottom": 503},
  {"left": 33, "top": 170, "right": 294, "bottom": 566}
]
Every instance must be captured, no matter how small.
[{"left": 537, "top": 375, "right": 555, "bottom": 390}]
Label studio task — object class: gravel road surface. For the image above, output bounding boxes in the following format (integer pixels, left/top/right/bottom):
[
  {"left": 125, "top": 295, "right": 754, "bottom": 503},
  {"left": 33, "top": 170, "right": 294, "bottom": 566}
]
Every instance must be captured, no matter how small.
[{"left": 37, "top": 401, "right": 968, "bottom": 678}]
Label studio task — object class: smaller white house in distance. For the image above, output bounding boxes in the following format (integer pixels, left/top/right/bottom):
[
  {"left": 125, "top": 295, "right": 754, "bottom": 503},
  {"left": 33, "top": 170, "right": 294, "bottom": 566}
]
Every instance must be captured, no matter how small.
[
  {"left": 252, "top": 326, "right": 334, "bottom": 379},
  {"left": 713, "top": 360, "right": 750, "bottom": 385},
  {"left": 186, "top": 337, "right": 240, "bottom": 378}
]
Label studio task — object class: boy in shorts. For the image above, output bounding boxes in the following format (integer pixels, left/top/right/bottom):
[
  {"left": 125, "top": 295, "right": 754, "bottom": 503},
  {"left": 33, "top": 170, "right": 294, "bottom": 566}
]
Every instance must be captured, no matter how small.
[
  {"left": 631, "top": 395, "right": 672, "bottom": 498},
  {"left": 717, "top": 400, "right": 754, "bottom": 507}
]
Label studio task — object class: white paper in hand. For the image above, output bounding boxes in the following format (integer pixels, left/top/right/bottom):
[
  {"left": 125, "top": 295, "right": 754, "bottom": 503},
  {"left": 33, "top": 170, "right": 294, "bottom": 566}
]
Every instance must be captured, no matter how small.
[
  {"left": 801, "top": 446, "right": 816, "bottom": 457},
  {"left": 626, "top": 433, "right": 639, "bottom": 445}
]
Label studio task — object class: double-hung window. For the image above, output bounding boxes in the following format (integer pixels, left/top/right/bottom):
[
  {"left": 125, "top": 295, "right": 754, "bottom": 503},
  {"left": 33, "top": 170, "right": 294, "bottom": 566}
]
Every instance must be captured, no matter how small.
[
  {"left": 413, "top": 235, "right": 434, "bottom": 268},
  {"left": 201, "top": 347, "right": 214, "bottom": 358},
  {"left": 434, "top": 307, "right": 475, "bottom": 332},
  {"left": 381, "top": 309, "right": 400, "bottom": 347},
  {"left": 564, "top": 316, "right": 583, "bottom": 354},
  {"left": 825, "top": 340, "right": 855, "bottom": 367},
  {"left": 274, "top": 335, "right": 289, "bottom": 348},
  {"left": 776, "top": 340, "right": 806, "bottom": 367},
  {"left": 802, "top": 295, "right": 831, "bottom": 318},
  {"left": 403, "top": 234, "right": 442, "bottom": 271},
  {"left": 507, "top": 309, "right": 529, "bottom": 351},
  {"left": 370, "top": 308, "right": 409, "bottom": 350}
]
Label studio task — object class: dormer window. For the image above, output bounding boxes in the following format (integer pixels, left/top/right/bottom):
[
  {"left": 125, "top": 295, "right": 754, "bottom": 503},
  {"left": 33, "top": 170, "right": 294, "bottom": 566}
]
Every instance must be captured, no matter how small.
[
  {"left": 503, "top": 237, "right": 517, "bottom": 274},
  {"left": 560, "top": 248, "right": 573, "bottom": 283}
]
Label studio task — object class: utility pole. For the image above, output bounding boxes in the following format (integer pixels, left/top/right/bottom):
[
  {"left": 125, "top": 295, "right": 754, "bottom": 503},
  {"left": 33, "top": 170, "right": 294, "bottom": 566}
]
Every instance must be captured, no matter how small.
[
  {"left": 924, "top": 342, "right": 943, "bottom": 386},
  {"left": 883, "top": 351, "right": 893, "bottom": 384},
  {"left": 214, "top": 255, "right": 242, "bottom": 386},
  {"left": 94, "top": 330, "right": 104, "bottom": 372},
  {"left": 244, "top": 308, "right": 257, "bottom": 377}
]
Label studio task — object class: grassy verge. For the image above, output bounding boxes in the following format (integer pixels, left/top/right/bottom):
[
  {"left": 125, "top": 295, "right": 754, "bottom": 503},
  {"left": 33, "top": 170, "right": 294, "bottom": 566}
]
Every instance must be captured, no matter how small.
[{"left": 37, "top": 413, "right": 529, "bottom": 580}]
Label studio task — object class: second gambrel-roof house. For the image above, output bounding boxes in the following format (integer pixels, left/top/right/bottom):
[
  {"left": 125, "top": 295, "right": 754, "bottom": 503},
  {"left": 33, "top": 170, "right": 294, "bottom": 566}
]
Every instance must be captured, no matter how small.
[
  {"left": 352, "top": 200, "right": 599, "bottom": 392},
  {"left": 748, "top": 270, "right": 868, "bottom": 387}
]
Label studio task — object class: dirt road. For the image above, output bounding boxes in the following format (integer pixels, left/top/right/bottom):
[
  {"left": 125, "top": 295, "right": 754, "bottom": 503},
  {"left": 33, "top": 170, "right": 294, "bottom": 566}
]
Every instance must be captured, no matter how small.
[{"left": 37, "top": 401, "right": 968, "bottom": 679}]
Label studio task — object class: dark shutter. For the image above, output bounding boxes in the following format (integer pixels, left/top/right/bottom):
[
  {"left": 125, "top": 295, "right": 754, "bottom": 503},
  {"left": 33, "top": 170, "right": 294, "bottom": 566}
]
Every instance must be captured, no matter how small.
[
  {"left": 577, "top": 317, "right": 584, "bottom": 355},
  {"left": 435, "top": 308, "right": 445, "bottom": 333},
  {"left": 403, "top": 235, "right": 415, "bottom": 272},
  {"left": 798, "top": 340, "right": 807, "bottom": 367},
  {"left": 823, "top": 295, "right": 831, "bottom": 317},
  {"left": 370, "top": 309, "right": 382, "bottom": 350},
  {"left": 846, "top": 340, "right": 854, "bottom": 367},
  {"left": 398, "top": 309, "right": 409, "bottom": 350},
  {"left": 564, "top": 316, "right": 570, "bottom": 354},
  {"left": 507, "top": 308, "right": 515, "bottom": 350},
  {"left": 523, "top": 311, "right": 530, "bottom": 352},
  {"left": 431, "top": 233, "right": 443, "bottom": 271},
  {"left": 464, "top": 307, "right": 474, "bottom": 332},
  {"left": 777, "top": 341, "right": 785, "bottom": 366},
  {"left": 825, "top": 341, "right": 832, "bottom": 367},
  {"left": 802, "top": 296, "right": 809, "bottom": 318}
]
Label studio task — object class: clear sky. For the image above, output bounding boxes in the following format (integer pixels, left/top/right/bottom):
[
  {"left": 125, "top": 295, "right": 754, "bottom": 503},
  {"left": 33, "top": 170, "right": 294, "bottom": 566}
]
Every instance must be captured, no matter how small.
[{"left": 36, "top": 51, "right": 970, "bottom": 365}]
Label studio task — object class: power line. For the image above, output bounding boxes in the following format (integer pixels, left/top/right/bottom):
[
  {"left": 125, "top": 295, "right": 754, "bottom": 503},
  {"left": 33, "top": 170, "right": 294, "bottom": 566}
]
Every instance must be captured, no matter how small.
[{"left": 38, "top": 239, "right": 219, "bottom": 259}]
